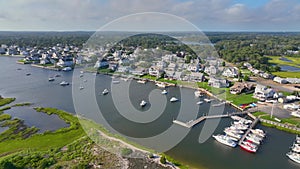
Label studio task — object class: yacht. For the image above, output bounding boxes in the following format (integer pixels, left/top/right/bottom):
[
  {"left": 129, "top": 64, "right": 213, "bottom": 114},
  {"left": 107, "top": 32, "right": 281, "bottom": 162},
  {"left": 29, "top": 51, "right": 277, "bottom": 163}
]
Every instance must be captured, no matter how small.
[
  {"left": 62, "top": 67, "right": 72, "bottom": 71},
  {"left": 140, "top": 100, "right": 147, "bottom": 107},
  {"left": 224, "top": 127, "right": 244, "bottom": 134},
  {"left": 231, "top": 123, "right": 249, "bottom": 130},
  {"left": 291, "top": 144, "right": 300, "bottom": 153},
  {"left": 170, "top": 97, "right": 179, "bottom": 102},
  {"left": 286, "top": 152, "right": 300, "bottom": 164},
  {"left": 240, "top": 142, "right": 257, "bottom": 153},
  {"left": 156, "top": 82, "right": 166, "bottom": 88},
  {"left": 137, "top": 80, "right": 147, "bottom": 84},
  {"left": 79, "top": 86, "right": 84, "bottom": 90},
  {"left": 102, "top": 89, "right": 109, "bottom": 95},
  {"left": 250, "top": 129, "right": 266, "bottom": 138},
  {"left": 224, "top": 130, "right": 242, "bottom": 140},
  {"left": 48, "top": 77, "right": 55, "bottom": 81},
  {"left": 204, "top": 98, "right": 211, "bottom": 103},
  {"left": 212, "top": 135, "right": 237, "bottom": 148},
  {"left": 194, "top": 90, "right": 203, "bottom": 97},
  {"left": 161, "top": 90, "right": 168, "bottom": 95},
  {"left": 60, "top": 81, "right": 69, "bottom": 86},
  {"left": 112, "top": 80, "right": 120, "bottom": 84},
  {"left": 246, "top": 135, "right": 261, "bottom": 145},
  {"left": 196, "top": 101, "right": 203, "bottom": 105}
]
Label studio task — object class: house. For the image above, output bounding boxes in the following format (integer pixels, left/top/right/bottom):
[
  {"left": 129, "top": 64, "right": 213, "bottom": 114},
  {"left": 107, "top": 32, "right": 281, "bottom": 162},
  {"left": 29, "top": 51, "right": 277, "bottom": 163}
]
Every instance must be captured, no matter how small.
[
  {"left": 187, "top": 64, "right": 200, "bottom": 72},
  {"left": 148, "top": 67, "right": 164, "bottom": 77},
  {"left": 189, "top": 72, "right": 204, "bottom": 82},
  {"left": 57, "top": 56, "right": 74, "bottom": 67},
  {"left": 230, "top": 82, "right": 254, "bottom": 94},
  {"left": 156, "top": 61, "right": 167, "bottom": 69},
  {"left": 273, "top": 77, "right": 288, "bottom": 84},
  {"left": 94, "top": 58, "right": 109, "bottom": 69},
  {"left": 208, "top": 77, "right": 229, "bottom": 88},
  {"left": 254, "top": 84, "right": 275, "bottom": 100},
  {"left": 204, "top": 65, "right": 217, "bottom": 75},
  {"left": 286, "top": 78, "right": 300, "bottom": 84},
  {"left": 222, "top": 67, "right": 238, "bottom": 77}
]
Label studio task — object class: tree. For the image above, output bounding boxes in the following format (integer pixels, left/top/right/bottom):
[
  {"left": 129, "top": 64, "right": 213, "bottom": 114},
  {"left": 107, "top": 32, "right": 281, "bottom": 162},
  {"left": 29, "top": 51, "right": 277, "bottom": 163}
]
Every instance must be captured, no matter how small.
[
  {"left": 160, "top": 155, "right": 166, "bottom": 164},
  {"left": 222, "top": 61, "right": 226, "bottom": 66},
  {"left": 243, "top": 75, "right": 250, "bottom": 81}
]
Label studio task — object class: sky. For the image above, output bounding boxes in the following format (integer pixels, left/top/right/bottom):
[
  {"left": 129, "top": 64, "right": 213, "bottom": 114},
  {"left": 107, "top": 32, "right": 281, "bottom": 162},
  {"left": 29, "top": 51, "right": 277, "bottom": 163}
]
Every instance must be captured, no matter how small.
[{"left": 0, "top": 0, "right": 299, "bottom": 31}]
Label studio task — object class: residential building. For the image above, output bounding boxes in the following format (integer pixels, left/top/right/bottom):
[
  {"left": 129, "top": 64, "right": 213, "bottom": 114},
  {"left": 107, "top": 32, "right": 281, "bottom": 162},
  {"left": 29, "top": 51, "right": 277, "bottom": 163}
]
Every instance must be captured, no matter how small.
[
  {"left": 254, "top": 84, "right": 275, "bottom": 100},
  {"left": 208, "top": 77, "right": 229, "bottom": 88}
]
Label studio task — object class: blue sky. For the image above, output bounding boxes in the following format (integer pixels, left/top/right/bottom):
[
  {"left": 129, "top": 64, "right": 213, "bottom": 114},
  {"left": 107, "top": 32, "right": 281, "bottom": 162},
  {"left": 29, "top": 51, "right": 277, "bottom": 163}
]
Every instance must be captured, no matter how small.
[{"left": 0, "top": 0, "right": 299, "bottom": 31}]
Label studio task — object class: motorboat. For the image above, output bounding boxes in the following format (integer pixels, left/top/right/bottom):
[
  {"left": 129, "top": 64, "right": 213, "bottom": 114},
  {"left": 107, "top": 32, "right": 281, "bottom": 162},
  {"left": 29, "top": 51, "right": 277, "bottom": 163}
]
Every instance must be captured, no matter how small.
[
  {"left": 156, "top": 82, "right": 166, "bottom": 88},
  {"left": 194, "top": 90, "right": 203, "bottom": 97},
  {"left": 212, "top": 134, "right": 237, "bottom": 148},
  {"left": 240, "top": 142, "right": 257, "bottom": 153},
  {"left": 137, "top": 80, "right": 147, "bottom": 84},
  {"left": 102, "top": 89, "right": 109, "bottom": 95},
  {"left": 62, "top": 67, "right": 72, "bottom": 71},
  {"left": 170, "top": 97, "right": 179, "bottom": 102},
  {"left": 204, "top": 98, "right": 211, "bottom": 103},
  {"left": 161, "top": 90, "right": 168, "bottom": 95},
  {"left": 60, "top": 81, "right": 69, "bottom": 86},
  {"left": 286, "top": 152, "right": 300, "bottom": 164},
  {"left": 140, "top": 100, "right": 147, "bottom": 107},
  {"left": 196, "top": 101, "right": 204, "bottom": 105},
  {"left": 48, "top": 77, "right": 55, "bottom": 81},
  {"left": 79, "top": 86, "right": 84, "bottom": 90}
]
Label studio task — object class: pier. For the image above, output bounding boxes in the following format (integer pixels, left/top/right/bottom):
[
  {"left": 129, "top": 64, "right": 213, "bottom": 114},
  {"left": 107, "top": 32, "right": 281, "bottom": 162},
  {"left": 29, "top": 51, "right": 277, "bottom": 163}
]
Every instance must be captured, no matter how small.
[
  {"left": 238, "top": 116, "right": 260, "bottom": 145},
  {"left": 173, "top": 111, "right": 249, "bottom": 128}
]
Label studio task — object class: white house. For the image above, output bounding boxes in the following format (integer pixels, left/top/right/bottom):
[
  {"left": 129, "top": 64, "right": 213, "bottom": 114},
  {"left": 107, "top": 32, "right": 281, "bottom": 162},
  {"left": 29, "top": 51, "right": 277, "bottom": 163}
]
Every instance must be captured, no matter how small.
[
  {"left": 208, "top": 77, "right": 229, "bottom": 88},
  {"left": 94, "top": 59, "right": 109, "bottom": 69},
  {"left": 222, "top": 67, "right": 238, "bottom": 77},
  {"left": 254, "top": 84, "right": 275, "bottom": 100},
  {"left": 273, "top": 77, "right": 288, "bottom": 84},
  {"left": 149, "top": 67, "right": 163, "bottom": 77},
  {"left": 204, "top": 65, "right": 217, "bottom": 75},
  {"left": 189, "top": 72, "right": 204, "bottom": 82}
]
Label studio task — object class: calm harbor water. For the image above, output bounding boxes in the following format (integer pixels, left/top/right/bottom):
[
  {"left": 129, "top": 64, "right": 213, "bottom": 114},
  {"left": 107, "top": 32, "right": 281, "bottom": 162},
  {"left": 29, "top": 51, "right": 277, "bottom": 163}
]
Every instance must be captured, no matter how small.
[{"left": 0, "top": 56, "right": 299, "bottom": 169}]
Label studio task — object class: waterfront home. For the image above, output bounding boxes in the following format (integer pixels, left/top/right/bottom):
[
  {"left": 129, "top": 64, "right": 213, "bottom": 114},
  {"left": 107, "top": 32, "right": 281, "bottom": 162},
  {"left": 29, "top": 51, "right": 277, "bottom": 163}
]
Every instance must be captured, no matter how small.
[
  {"left": 286, "top": 78, "right": 300, "bottom": 84},
  {"left": 57, "top": 57, "right": 74, "bottom": 67},
  {"left": 156, "top": 61, "right": 167, "bottom": 69},
  {"left": 130, "top": 68, "right": 147, "bottom": 76},
  {"left": 149, "top": 67, "right": 164, "bottom": 78},
  {"left": 230, "top": 82, "right": 254, "bottom": 94},
  {"left": 189, "top": 72, "right": 204, "bottom": 82},
  {"left": 254, "top": 84, "right": 275, "bottom": 100},
  {"left": 204, "top": 65, "right": 217, "bottom": 75},
  {"left": 116, "top": 66, "right": 131, "bottom": 73},
  {"left": 208, "top": 77, "right": 229, "bottom": 88},
  {"left": 273, "top": 77, "right": 288, "bottom": 84},
  {"left": 94, "top": 58, "right": 109, "bottom": 69},
  {"left": 222, "top": 67, "right": 238, "bottom": 78},
  {"left": 187, "top": 64, "right": 200, "bottom": 72}
]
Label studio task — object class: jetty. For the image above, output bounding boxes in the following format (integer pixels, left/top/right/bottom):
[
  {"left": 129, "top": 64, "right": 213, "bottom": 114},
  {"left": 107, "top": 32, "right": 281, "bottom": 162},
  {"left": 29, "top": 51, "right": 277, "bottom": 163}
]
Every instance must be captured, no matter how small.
[
  {"left": 173, "top": 111, "right": 249, "bottom": 128},
  {"left": 238, "top": 116, "right": 260, "bottom": 145}
]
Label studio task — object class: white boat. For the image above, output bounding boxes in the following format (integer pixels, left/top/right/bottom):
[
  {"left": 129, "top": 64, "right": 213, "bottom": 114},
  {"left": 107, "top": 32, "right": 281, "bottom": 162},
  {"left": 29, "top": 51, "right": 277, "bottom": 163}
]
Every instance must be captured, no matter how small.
[
  {"left": 204, "top": 98, "right": 211, "bottom": 103},
  {"left": 248, "top": 133, "right": 264, "bottom": 141},
  {"left": 231, "top": 116, "right": 252, "bottom": 124},
  {"left": 224, "top": 127, "right": 244, "bottom": 134},
  {"left": 60, "top": 81, "right": 69, "bottom": 86},
  {"left": 250, "top": 129, "right": 266, "bottom": 138},
  {"left": 212, "top": 135, "right": 237, "bottom": 148},
  {"left": 240, "top": 142, "right": 257, "bottom": 153},
  {"left": 62, "top": 67, "right": 72, "bottom": 71},
  {"left": 227, "top": 135, "right": 239, "bottom": 142},
  {"left": 231, "top": 123, "right": 249, "bottom": 130},
  {"left": 246, "top": 135, "right": 261, "bottom": 145},
  {"left": 161, "top": 90, "right": 168, "bottom": 95},
  {"left": 102, "top": 89, "right": 109, "bottom": 95},
  {"left": 48, "top": 77, "right": 55, "bottom": 81},
  {"left": 156, "top": 82, "right": 166, "bottom": 88},
  {"left": 137, "top": 80, "right": 147, "bottom": 84},
  {"left": 112, "top": 80, "right": 120, "bottom": 84},
  {"left": 79, "top": 86, "right": 84, "bottom": 90},
  {"left": 140, "top": 100, "right": 147, "bottom": 107},
  {"left": 291, "top": 144, "right": 300, "bottom": 153},
  {"left": 170, "top": 97, "right": 179, "bottom": 102},
  {"left": 224, "top": 130, "right": 242, "bottom": 139},
  {"left": 286, "top": 152, "right": 300, "bottom": 164},
  {"left": 196, "top": 101, "right": 204, "bottom": 105},
  {"left": 194, "top": 90, "right": 203, "bottom": 97}
]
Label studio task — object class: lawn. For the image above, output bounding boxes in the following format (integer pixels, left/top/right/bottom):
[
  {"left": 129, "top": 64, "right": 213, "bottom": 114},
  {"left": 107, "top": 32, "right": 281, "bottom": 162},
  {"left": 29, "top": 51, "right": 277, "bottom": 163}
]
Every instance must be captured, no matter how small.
[
  {"left": 272, "top": 71, "right": 300, "bottom": 78},
  {"left": 140, "top": 74, "right": 157, "bottom": 81},
  {"left": 267, "top": 56, "right": 300, "bottom": 68},
  {"left": 0, "top": 98, "right": 15, "bottom": 107}
]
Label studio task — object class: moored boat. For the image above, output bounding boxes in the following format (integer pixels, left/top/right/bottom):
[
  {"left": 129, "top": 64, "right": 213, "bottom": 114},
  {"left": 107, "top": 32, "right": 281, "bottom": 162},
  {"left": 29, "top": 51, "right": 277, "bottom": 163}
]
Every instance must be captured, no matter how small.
[
  {"left": 161, "top": 90, "right": 168, "bottom": 95},
  {"left": 102, "top": 89, "right": 109, "bottom": 95},
  {"left": 194, "top": 90, "right": 203, "bottom": 97},
  {"left": 196, "top": 101, "right": 203, "bottom": 105},
  {"left": 212, "top": 134, "right": 237, "bottom": 148},
  {"left": 204, "top": 98, "right": 211, "bottom": 103},
  {"left": 60, "top": 81, "right": 69, "bottom": 86},
  {"left": 240, "top": 142, "right": 257, "bottom": 153},
  {"left": 48, "top": 77, "right": 55, "bottom": 81},
  {"left": 286, "top": 152, "right": 300, "bottom": 164},
  {"left": 170, "top": 97, "right": 179, "bottom": 102},
  {"left": 140, "top": 100, "right": 147, "bottom": 107}
]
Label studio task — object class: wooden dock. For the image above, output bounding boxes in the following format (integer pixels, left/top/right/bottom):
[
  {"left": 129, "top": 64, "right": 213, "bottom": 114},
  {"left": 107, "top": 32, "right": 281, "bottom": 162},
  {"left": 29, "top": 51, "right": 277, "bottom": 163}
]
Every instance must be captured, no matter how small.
[
  {"left": 173, "top": 111, "right": 249, "bottom": 128},
  {"left": 238, "top": 117, "right": 260, "bottom": 145}
]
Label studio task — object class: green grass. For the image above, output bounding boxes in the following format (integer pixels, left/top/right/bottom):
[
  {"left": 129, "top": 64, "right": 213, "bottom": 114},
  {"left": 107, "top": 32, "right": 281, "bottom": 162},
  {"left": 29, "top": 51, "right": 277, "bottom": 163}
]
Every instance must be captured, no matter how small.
[
  {"left": 267, "top": 56, "right": 300, "bottom": 68},
  {"left": 0, "top": 98, "right": 15, "bottom": 107},
  {"left": 157, "top": 78, "right": 177, "bottom": 84},
  {"left": 197, "top": 82, "right": 257, "bottom": 105},
  {"left": 12, "top": 102, "right": 32, "bottom": 107},
  {"left": 272, "top": 71, "right": 300, "bottom": 78},
  {"left": 252, "top": 111, "right": 268, "bottom": 117},
  {"left": 0, "top": 114, "right": 11, "bottom": 122},
  {"left": 140, "top": 74, "right": 157, "bottom": 81}
]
